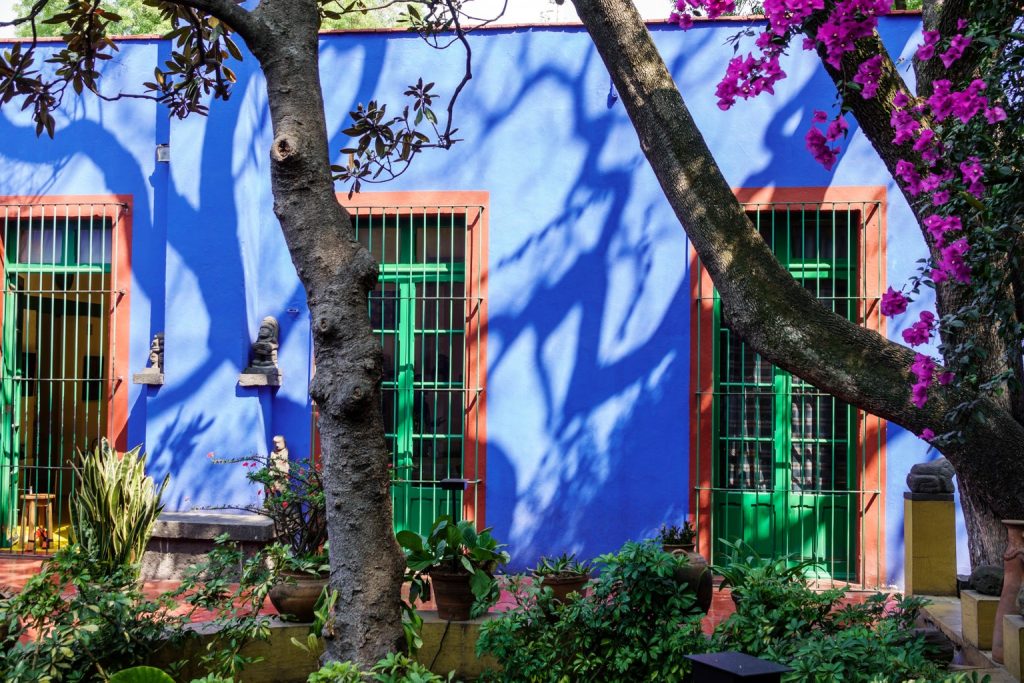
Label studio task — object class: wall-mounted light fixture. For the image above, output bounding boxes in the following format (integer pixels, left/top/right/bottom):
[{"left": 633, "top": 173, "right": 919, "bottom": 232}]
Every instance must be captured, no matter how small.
[{"left": 156, "top": 144, "right": 171, "bottom": 163}]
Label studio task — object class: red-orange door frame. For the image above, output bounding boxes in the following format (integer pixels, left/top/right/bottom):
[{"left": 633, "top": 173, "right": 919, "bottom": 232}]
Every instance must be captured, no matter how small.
[
  {"left": 0, "top": 195, "right": 132, "bottom": 452},
  {"left": 688, "top": 186, "right": 887, "bottom": 587}
]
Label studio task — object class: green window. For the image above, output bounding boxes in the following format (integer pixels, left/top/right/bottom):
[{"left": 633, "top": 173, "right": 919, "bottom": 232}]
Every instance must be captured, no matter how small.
[
  {"left": 711, "top": 206, "right": 862, "bottom": 580},
  {"left": 355, "top": 210, "right": 468, "bottom": 536}
]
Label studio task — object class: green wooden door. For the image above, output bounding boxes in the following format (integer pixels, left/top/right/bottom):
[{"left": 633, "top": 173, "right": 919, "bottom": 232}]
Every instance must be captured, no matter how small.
[
  {"left": 712, "top": 209, "right": 857, "bottom": 580},
  {"left": 360, "top": 212, "right": 466, "bottom": 536},
  {"left": 0, "top": 209, "right": 115, "bottom": 553}
]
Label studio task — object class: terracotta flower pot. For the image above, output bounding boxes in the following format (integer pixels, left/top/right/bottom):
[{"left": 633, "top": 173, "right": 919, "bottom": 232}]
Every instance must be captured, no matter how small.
[
  {"left": 429, "top": 569, "right": 476, "bottom": 621},
  {"left": 993, "top": 520, "right": 1024, "bottom": 663},
  {"left": 268, "top": 570, "right": 329, "bottom": 623},
  {"left": 536, "top": 572, "right": 590, "bottom": 603},
  {"left": 666, "top": 545, "right": 713, "bottom": 614}
]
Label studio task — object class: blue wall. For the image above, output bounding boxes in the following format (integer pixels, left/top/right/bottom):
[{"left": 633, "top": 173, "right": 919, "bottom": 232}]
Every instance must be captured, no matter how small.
[{"left": 1, "top": 16, "right": 961, "bottom": 583}]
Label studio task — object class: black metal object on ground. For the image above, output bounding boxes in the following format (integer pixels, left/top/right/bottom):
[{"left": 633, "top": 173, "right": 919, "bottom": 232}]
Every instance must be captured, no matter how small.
[{"left": 685, "top": 652, "right": 792, "bottom": 682}]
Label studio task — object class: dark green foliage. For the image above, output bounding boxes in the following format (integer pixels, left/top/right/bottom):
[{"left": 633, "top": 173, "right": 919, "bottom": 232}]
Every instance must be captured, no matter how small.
[
  {"left": 307, "top": 652, "right": 455, "bottom": 682},
  {"left": 656, "top": 521, "right": 696, "bottom": 546},
  {"left": 0, "top": 544, "right": 188, "bottom": 682},
  {"left": 399, "top": 515, "right": 510, "bottom": 619},
  {"left": 529, "top": 552, "right": 591, "bottom": 577},
  {"left": 477, "top": 540, "right": 708, "bottom": 682},
  {"left": 0, "top": 537, "right": 282, "bottom": 682},
  {"left": 710, "top": 560, "right": 949, "bottom": 682}
]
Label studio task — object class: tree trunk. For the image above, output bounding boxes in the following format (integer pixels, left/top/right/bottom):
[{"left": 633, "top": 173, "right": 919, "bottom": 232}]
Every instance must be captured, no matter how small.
[
  {"left": 570, "top": 0, "right": 1024, "bottom": 568},
  {"left": 249, "top": 0, "right": 405, "bottom": 665}
]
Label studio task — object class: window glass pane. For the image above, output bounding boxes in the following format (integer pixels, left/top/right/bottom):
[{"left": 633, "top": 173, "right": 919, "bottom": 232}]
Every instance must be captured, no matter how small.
[
  {"left": 416, "top": 218, "right": 465, "bottom": 263},
  {"left": 77, "top": 224, "right": 113, "bottom": 265},
  {"left": 18, "top": 225, "right": 63, "bottom": 264},
  {"left": 353, "top": 216, "right": 401, "bottom": 264}
]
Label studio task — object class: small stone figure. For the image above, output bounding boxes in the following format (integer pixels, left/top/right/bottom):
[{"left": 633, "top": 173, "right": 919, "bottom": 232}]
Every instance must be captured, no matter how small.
[
  {"left": 240, "top": 316, "right": 281, "bottom": 386},
  {"left": 266, "top": 435, "right": 289, "bottom": 497},
  {"left": 133, "top": 332, "right": 165, "bottom": 385},
  {"left": 970, "top": 564, "right": 1004, "bottom": 596},
  {"left": 149, "top": 333, "right": 164, "bottom": 371},
  {"left": 906, "top": 456, "right": 955, "bottom": 494}
]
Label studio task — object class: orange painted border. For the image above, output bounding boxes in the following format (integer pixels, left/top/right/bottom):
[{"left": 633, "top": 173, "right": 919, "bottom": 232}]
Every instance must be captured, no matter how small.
[
  {"left": 337, "top": 191, "right": 490, "bottom": 529},
  {"left": 689, "top": 186, "right": 887, "bottom": 587},
  {"left": 0, "top": 195, "right": 132, "bottom": 452}
]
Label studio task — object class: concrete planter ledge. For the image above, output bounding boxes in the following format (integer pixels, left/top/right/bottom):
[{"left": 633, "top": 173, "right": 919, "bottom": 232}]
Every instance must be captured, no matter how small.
[
  {"left": 142, "top": 511, "right": 275, "bottom": 581},
  {"left": 149, "top": 511, "right": 275, "bottom": 542}
]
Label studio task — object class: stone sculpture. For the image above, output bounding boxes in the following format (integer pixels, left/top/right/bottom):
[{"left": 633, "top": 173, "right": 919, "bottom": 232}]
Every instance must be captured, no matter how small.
[
  {"left": 240, "top": 316, "right": 281, "bottom": 386},
  {"left": 133, "top": 332, "right": 165, "bottom": 385},
  {"left": 906, "top": 456, "right": 955, "bottom": 494},
  {"left": 970, "top": 564, "right": 1004, "bottom": 596}
]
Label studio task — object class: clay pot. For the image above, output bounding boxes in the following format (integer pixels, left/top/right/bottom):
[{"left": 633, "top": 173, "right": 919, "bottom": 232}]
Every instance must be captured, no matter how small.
[
  {"left": 429, "top": 569, "right": 477, "bottom": 621},
  {"left": 668, "top": 546, "right": 713, "bottom": 614},
  {"left": 268, "top": 571, "right": 329, "bottom": 623},
  {"left": 992, "top": 520, "right": 1024, "bottom": 663},
  {"left": 537, "top": 573, "right": 590, "bottom": 603}
]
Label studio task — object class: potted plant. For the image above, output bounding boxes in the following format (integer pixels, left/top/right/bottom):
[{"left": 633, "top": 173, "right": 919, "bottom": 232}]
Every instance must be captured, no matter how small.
[
  {"left": 398, "top": 515, "right": 509, "bottom": 621},
  {"left": 713, "top": 538, "right": 822, "bottom": 608},
  {"left": 654, "top": 522, "right": 712, "bottom": 613},
  {"left": 216, "top": 452, "right": 328, "bottom": 622},
  {"left": 656, "top": 521, "right": 696, "bottom": 554},
  {"left": 530, "top": 553, "right": 591, "bottom": 602}
]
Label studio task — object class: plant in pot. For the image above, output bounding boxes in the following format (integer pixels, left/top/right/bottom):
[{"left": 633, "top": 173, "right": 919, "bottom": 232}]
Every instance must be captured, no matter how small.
[
  {"left": 656, "top": 521, "right": 696, "bottom": 554},
  {"left": 655, "top": 521, "right": 712, "bottom": 613},
  {"left": 215, "top": 452, "right": 328, "bottom": 622},
  {"left": 713, "top": 538, "right": 822, "bottom": 608},
  {"left": 530, "top": 553, "right": 592, "bottom": 603},
  {"left": 398, "top": 515, "right": 510, "bottom": 621}
]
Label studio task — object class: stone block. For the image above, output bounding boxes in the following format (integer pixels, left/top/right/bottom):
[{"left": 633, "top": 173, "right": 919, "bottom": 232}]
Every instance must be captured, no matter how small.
[
  {"left": 961, "top": 590, "right": 1000, "bottom": 650},
  {"left": 904, "top": 495, "right": 957, "bottom": 596},
  {"left": 238, "top": 371, "right": 281, "bottom": 387},
  {"left": 141, "top": 511, "right": 275, "bottom": 580},
  {"left": 419, "top": 611, "right": 500, "bottom": 678},
  {"left": 132, "top": 371, "right": 164, "bottom": 385},
  {"left": 1003, "top": 614, "right": 1024, "bottom": 681}
]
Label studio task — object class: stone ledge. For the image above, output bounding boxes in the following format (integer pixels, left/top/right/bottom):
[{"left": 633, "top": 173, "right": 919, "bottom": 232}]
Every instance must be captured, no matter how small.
[
  {"left": 921, "top": 596, "right": 1017, "bottom": 682},
  {"left": 150, "top": 511, "right": 275, "bottom": 542}
]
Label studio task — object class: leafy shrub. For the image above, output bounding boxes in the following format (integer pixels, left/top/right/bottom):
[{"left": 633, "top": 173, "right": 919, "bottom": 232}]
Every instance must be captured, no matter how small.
[
  {"left": 0, "top": 537, "right": 281, "bottom": 682},
  {"left": 710, "top": 557, "right": 949, "bottom": 682},
  {"left": 71, "top": 438, "right": 168, "bottom": 577},
  {"left": 0, "top": 544, "right": 187, "bottom": 682},
  {"left": 477, "top": 540, "right": 708, "bottom": 681},
  {"left": 307, "top": 652, "right": 453, "bottom": 682}
]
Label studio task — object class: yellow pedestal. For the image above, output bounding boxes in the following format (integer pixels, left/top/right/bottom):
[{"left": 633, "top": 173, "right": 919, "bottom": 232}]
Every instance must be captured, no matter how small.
[
  {"left": 1003, "top": 615, "right": 1024, "bottom": 681},
  {"left": 904, "top": 494, "right": 957, "bottom": 596},
  {"left": 962, "top": 590, "right": 1000, "bottom": 650}
]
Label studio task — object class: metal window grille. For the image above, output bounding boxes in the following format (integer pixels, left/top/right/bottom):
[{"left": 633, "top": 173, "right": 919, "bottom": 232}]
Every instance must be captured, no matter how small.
[
  {"left": 312, "top": 205, "right": 485, "bottom": 536},
  {"left": 0, "top": 202, "right": 124, "bottom": 556},
  {"left": 694, "top": 201, "right": 885, "bottom": 588}
]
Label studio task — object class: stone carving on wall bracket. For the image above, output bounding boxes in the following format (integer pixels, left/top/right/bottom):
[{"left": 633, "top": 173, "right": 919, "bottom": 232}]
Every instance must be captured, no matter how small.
[
  {"left": 133, "top": 332, "right": 165, "bottom": 385},
  {"left": 239, "top": 316, "right": 281, "bottom": 387}
]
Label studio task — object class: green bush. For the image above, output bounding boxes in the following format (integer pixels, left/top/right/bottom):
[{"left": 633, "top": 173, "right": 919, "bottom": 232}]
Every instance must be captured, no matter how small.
[
  {"left": 0, "top": 537, "right": 281, "bottom": 682},
  {"left": 71, "top": 438, "right": 168, "bottom": 577},
  {"left": 710, "top": 559, "right": 950, "bottom": 682},
  {"left": 307, "top": 652, "right": 453, "bottom": 682},
  {"left": 477, "top": 540, "right": 708, "bottom": 681}
]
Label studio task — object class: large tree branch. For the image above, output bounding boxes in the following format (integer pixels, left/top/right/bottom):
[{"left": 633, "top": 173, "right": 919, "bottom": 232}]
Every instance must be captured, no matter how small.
[
  {"left": 165, "top": 0, "right": 264, "bottom": 44},
  {"left": 569, "top": 0, "right": 1024, "bottom": 523}
]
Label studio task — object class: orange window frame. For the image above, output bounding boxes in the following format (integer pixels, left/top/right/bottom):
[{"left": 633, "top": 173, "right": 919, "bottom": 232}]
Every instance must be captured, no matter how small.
[{"left": 688, "top": 185, "right": 887, "bottom": 587}]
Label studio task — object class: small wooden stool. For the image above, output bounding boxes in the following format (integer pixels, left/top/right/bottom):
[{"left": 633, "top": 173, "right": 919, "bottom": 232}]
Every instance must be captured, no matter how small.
[{"left": 20, "top": 492, "right": 56, "bottom": 550}]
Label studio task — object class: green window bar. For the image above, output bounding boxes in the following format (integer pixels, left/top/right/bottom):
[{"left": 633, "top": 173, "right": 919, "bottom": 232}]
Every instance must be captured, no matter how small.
[
  {"left": 0, "top": 202, "right": 122, "bottom": 556},
  {"left": 344, "top": 205, "right": 483, "bottom": 537},
  {"left": 694, "top": 201, "right": 885, "bottom": 588}
]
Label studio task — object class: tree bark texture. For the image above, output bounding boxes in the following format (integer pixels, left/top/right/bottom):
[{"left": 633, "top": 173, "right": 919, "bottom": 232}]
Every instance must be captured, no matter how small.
[
  {"left": 245, "top": 0, "right": 405, "bottom": 664},
  {"left": 570, "top": 0, "right": 1024, "bottom": 567}
]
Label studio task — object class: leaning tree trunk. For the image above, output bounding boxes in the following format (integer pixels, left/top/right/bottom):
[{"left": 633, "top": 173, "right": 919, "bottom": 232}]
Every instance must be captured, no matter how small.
[
  {"left": 570, "top": 0, "right": 1024, "bottom": 568},
  {"left": 248, "top": 1, "right": 405, "bottom": 664}
]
